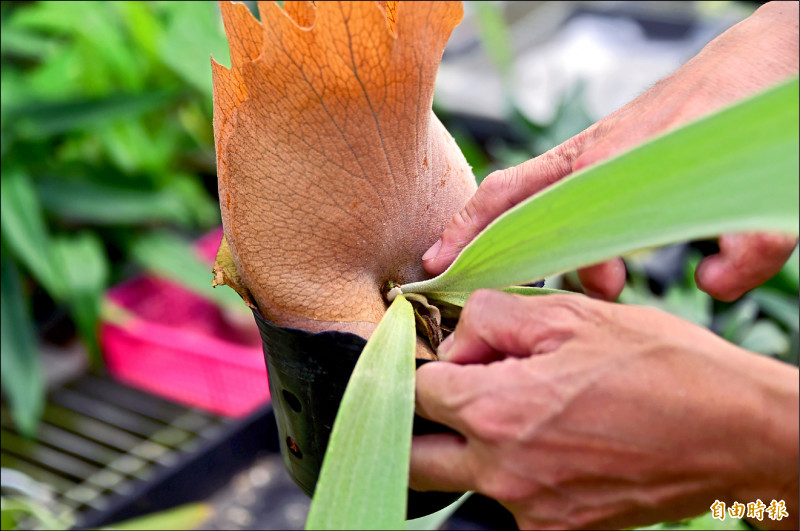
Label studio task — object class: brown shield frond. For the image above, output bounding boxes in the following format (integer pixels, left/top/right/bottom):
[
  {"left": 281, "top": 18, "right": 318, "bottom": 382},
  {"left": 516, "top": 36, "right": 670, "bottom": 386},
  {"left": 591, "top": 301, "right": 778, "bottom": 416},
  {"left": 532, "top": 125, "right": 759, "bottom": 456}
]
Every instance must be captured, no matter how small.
[{"left": 212, "top": 1, "right": 476, "bottom": 343}]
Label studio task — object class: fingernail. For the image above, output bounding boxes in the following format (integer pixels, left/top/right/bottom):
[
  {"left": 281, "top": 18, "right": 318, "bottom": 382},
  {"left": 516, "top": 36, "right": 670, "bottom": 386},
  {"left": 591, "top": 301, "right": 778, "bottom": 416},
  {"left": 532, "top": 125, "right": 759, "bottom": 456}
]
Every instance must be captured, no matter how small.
[
  {"left": 422, "top": 239, "right": 442, "bottom": 262},
  {"left": 437, "top": 333, "right": 455, "bottom": 360}
]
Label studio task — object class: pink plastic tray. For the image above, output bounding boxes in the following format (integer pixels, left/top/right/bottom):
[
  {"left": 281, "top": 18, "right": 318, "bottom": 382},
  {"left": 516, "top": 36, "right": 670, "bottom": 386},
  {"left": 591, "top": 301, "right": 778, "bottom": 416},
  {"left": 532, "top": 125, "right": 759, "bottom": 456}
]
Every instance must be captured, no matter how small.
[{"left": 100, "top": 228, "right": 270, "bottom": 417}]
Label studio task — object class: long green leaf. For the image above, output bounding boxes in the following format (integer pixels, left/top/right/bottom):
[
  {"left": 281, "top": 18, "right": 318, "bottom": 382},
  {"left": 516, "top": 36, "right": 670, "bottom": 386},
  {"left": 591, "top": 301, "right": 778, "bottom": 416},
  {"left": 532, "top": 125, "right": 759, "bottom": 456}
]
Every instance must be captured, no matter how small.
[
  {"left": 426, "top": 286, "right": 570, "bottom": 308},
  {"left": 0, "top": 257, "right": 45, "bottom": 437},
  {"left": 403, "top": 78, "right": 799, "bottom": 295},
  {"left": 306, "top": 295, "right": 416, "bottom": 530},
  {"left": 0, "top": 170, "right": 64, "bottom": 299}
]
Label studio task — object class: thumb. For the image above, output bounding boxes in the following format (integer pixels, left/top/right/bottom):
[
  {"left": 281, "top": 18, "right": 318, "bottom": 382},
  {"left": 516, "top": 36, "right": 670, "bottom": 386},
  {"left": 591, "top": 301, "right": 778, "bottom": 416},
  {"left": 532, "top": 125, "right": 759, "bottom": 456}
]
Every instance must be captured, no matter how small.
[{"left": 422, "top": 148, "right": 574, "bottom": 275}]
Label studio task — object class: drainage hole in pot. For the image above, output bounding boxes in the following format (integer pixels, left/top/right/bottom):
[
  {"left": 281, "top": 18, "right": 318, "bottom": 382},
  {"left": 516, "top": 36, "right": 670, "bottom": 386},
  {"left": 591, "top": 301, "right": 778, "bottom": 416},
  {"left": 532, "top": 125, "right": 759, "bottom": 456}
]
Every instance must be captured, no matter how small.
[
  {"left": 282, "top": 389, "right": 302, "bottom": 412},
  {"left": 287, "top": 436, "right": 303, "bottom": 459}
]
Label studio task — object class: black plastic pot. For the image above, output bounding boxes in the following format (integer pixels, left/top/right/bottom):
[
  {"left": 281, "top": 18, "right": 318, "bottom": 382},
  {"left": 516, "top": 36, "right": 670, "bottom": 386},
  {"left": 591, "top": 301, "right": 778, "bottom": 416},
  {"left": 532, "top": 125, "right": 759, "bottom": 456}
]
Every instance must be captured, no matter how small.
[{"left": 253, "top": 310, "right": 461, "bottom": 519}]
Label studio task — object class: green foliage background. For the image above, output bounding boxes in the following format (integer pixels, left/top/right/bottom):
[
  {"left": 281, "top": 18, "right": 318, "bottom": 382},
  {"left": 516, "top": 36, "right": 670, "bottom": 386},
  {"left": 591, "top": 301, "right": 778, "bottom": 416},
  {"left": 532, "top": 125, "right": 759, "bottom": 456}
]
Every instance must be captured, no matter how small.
[{"left": 1, "top": 1, "right": 236, "bottom": 436}]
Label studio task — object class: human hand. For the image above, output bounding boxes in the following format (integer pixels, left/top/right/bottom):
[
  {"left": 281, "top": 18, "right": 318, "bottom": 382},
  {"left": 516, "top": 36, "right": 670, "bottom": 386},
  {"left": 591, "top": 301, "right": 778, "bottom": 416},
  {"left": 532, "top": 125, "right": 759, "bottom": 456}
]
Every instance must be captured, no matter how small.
[
  {"left": 410, "top": 290, "right": 799, "bottom": 530},
  {"left": 422, "top": 1, "right": 799, "bottom": 301}
]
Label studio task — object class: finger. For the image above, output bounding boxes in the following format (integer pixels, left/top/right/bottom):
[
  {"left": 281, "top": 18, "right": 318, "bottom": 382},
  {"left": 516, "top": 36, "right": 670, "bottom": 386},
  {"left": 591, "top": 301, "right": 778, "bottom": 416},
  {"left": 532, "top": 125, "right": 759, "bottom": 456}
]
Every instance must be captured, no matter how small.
[
  {"left": 422, "top": 150, "right": 574, "bottom": 275},
  {"left": 577, "top": 258, "right": 627, "bottom": 300},
  {"left": 695, "top": 232, "right": 798, "bottom": 302},
  {"left": 409, "top": 433, "right": 474, "bottom": 492},
  {"left": 415, "top": 362, "right": 483, "bottom": 434},
  {"left": 438, "top": 290, "right": 574, "bottom": 364}
]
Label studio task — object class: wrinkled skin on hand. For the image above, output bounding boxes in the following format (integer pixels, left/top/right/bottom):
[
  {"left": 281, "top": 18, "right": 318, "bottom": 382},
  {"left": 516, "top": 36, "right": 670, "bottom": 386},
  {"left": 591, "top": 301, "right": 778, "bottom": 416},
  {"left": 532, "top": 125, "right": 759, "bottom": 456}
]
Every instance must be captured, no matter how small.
[
  {"left": 410, "top": 291, "right": 799, "bottom": 530},
  {"left": 212, "top": 1, "right": 476, "bottom": 350},
  {"left": 422, "top": 1, "right": 799, "bottom": 301}
]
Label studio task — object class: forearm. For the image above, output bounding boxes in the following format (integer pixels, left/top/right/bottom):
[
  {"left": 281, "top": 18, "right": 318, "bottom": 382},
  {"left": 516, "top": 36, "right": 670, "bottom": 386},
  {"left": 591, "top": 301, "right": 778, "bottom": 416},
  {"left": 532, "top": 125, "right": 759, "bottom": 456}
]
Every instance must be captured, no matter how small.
[
  {"left": 678, "top": 1, "right": 799, "bottom": 114},
  {"left": 728, "top": 348, "right": 799, "bottom": 529}
]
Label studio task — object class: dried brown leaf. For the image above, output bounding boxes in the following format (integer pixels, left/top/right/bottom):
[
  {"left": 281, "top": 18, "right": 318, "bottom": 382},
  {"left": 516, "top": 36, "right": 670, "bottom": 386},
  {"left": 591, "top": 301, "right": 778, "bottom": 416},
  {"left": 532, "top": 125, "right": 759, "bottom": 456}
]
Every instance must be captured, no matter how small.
[{"left": 213, "top": 1, "right": 475, "bottom": 343}]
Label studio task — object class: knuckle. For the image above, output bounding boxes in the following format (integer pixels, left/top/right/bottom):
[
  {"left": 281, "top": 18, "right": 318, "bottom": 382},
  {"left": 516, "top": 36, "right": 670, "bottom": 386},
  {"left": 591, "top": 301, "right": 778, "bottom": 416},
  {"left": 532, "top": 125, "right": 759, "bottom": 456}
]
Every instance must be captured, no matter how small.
[
  {"left": 542, "top": 294, "right": 597, "bottom": 327},
  {"left": 461, "top": 289, "right": 497, "bottom": 327},
  {"left": 468, "top": 408, "right": 513, "bottom": 445},
  {"left": 477, "top": 470, "right": 536, "bottom": 504},
  {"left": 751, "top": 233, "right": 797, "bottom": 257},
  {"left": 479, "top": 170, "right": 508, "bottom": 194}
]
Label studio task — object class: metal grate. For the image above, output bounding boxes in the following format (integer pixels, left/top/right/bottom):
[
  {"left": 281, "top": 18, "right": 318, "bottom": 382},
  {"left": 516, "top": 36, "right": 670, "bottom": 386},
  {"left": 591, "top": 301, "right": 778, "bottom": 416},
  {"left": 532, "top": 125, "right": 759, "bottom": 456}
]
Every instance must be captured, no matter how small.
[{"left": 1, "top": 372, "right": 236, "bottom": 529}]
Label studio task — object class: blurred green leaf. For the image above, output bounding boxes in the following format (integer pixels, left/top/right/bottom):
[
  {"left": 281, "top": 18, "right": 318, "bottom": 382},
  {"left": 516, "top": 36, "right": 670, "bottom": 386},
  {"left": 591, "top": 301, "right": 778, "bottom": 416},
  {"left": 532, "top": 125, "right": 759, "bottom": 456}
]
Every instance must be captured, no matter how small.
[
  {"left": 130, "top": 232, "right": 248, "bottom": 316},
  {"left": 36, "top": 178, "right": 194, "bottom": 227},
  {"left": 0, "top": 171, "right": 63, "bottom": 299},
  {"left": 8, "top": 0, "right": 142, "bottom": 92},
  {"left": 0, "top": 26, "right": 56, "bottom": 59},
  {"left": 158, "top": 1, "right": 230, "bottom": 97},
  {"left": 113, "top": 2, "right": 163, "bottom": 64},
  {"left": 716, "top": 298, "right": 759, "bottom": 343},
  {"left": 749, "top": 288, "right": 799, "bottom": 333},
  {"left": 52, "top": 233, "right": 109, "bottom": 362},
  {"left": 473, "top": 1, "right": 513, "bottom": 78},
  {"left": 4, "top": 91, "right": 177, "bottom": 139},
  {"left": 102, "top": 503, "right": 211, "bottom": 531},
  {"left": 0, "top": 496, "right": 69, "bottom": 531},
  {"left": 0, "top": 258, "right": 45, "bottom": 438},
  {"left": 448, "top": 128, "right": 492, "bottom": 183},
  {"left": 738, "top": 319, "right": 790, "bottom": 357}
]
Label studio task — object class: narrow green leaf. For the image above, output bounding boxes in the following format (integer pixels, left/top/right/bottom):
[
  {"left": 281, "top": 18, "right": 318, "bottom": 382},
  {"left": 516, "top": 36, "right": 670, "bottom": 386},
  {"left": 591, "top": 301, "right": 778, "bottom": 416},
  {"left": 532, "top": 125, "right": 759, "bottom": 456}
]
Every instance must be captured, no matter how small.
[
  {"left": 0, "top": 257, "right": 45, "bottom": 437},
  {"left": 426, "top": 286, "right": 571, "bottom": 308},
  {"left": 306, "top": 295, "right": 416, "bottom": 530},
  {"left": 404, "top": 79, "right": 799, "bottom": 295}
]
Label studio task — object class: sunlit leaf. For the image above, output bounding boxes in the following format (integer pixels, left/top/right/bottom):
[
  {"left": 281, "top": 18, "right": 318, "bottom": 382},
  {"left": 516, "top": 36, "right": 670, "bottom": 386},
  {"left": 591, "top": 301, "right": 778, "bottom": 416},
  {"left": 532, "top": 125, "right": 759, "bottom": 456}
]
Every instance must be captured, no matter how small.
[
  {"left": 403, "top": 78, "right": 799, "bottom": 295},
  {"left": 306, "top": 295, "right": 416, "bottom": 530}
]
